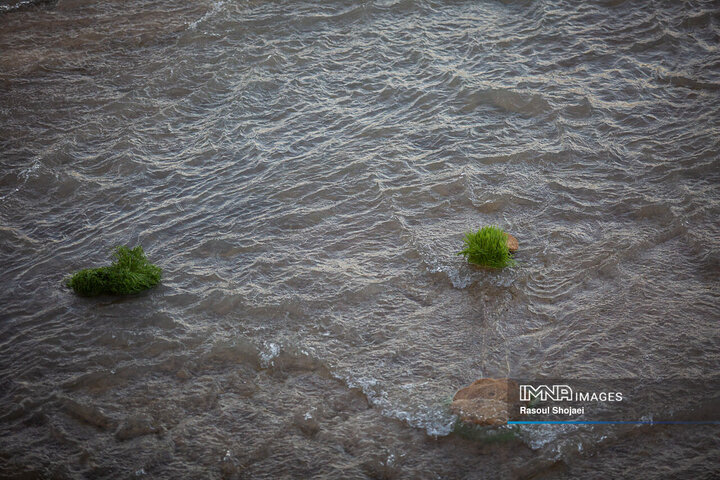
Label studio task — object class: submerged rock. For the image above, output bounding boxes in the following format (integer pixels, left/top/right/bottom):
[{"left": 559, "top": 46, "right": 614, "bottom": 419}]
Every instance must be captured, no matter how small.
[
  {"left": 61, "top": 396, "right": 116, "bottom": 430},
  {"left": 114, "top": 414, "right": 159, "bottom": 441},
  {"left": 450, "top": 378, "right": 519, "bottom": 426},
  {"left": 505, "top": 233, "right": 519, "bottom": 253},
  {"left": 293, "top": 408, "right": 321, "bottom": 437}
]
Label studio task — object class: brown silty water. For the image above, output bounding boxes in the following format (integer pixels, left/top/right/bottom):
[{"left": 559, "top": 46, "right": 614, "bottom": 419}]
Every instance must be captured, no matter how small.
[{"left": 1, "top": 0, "right": 718, "bottom": 478}]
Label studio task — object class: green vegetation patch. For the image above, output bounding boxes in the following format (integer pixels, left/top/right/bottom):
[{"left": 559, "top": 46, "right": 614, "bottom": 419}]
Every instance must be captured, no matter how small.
[
  {"left": 451, "top": 420, "right": 521, "bottom": 444},
  {"left": 457, "top": 225, "right": 516, "bottom": 269},
  {"left": 67, "top": 246, "right": 162, "bottom": 296}
]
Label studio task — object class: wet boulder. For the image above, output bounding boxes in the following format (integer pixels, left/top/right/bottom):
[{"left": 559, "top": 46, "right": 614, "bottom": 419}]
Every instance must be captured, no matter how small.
[
  {"left": 114, "top": 414, "right": 159, "bottom": 441},
  {"left": 450, "top": 378, "right": 519, "bottom": 426},
  {"left": 505, "top": 233, "right": 519, "bottom": 253}
]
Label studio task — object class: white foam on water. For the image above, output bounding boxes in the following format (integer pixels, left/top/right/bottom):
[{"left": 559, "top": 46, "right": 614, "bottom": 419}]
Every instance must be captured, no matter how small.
[
  {"left": 259, "top": 341, "right": 280, "bottom": 368},
  {"left": 340, "top": 373, "right": 457, "bottom": 437},
  {"left": 187, "top": 0, "right": 226, "bottom": 30},
  {"left": 0, "top": 157, "right": 40, "bottom": 202},
  {"left": 427, "top": 263, "right": 473, "bottom": 289}
]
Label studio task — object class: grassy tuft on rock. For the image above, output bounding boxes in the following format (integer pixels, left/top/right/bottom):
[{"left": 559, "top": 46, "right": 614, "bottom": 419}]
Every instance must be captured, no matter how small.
[
  {"left": 66, "top": 246, "right": 162, "bottom": 296},
  {"left": 457, "top": 225, "right": 516, "bottom": 269}
]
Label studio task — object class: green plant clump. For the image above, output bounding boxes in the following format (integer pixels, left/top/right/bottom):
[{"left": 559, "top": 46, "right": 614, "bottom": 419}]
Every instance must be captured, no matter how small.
[
  {"left": 66, "top": 246, "right": 162, "bottom": 296},
  {"left": 457, "top": 225, "right": 516, "bottom": 269},
  {"left": 451, "top": 421, "right": 521, "bottom": 444}
]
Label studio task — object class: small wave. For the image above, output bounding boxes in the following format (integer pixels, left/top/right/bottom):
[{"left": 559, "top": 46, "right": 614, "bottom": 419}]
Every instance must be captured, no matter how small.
[
  {"left": 187, "top": 0, "right": 225, "bottom": 30},
  {"left": 410, "top": 235, "right": 474, "bottom": 289},
  {"left": 656, "top": 70, "right": 720, "bottom": 92},
  {"left": 0, "top": 0, "right": 53, "bottom": 13},
  {"left": 427, "top": 263, "right": 473, "bottom": 289},
  {"left": 339, "top": 373, "right": 456, "bottom": 437},
  {"left": 455, "top": 87, "right": 551, "bottom": 116},
  {"left": 0, "top": 157, "right": 41, "bottom": 202},
  {"left": 563, "top": 97, "right": 594, "bottom": 118}
]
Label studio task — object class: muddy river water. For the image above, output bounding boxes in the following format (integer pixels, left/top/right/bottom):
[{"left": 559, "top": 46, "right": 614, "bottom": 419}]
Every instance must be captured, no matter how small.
[{"left": 1, "top": 0, "right": 719, "bottom": 478}]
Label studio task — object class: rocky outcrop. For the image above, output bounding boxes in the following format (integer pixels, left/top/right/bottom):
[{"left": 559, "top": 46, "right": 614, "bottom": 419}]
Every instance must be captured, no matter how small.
[{"left": 450, "top": 378, "right": 519, "bottom": 426}]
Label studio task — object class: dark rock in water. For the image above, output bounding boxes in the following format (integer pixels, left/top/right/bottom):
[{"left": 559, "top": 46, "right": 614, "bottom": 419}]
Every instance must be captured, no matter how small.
[
  {"left": 293, "top": 408, "right": 321, "bottom": 437},
  {"left": 61, "top": 396, "right": 116, "bottom": 430},
  {"left": 114, "top": 414, "right": 159, "bottom": 441},
  {"left": 505, "top": 233, "right": 519, "bottom": 253},
  {"left": 450, "top": 378, "right": 519, "bottom": 426},
  {"left": 220, "top": 451, "right": 241, "bottom": 479},
  {"left": 512, "top": 458, "right": 566, "bottom": 480}
]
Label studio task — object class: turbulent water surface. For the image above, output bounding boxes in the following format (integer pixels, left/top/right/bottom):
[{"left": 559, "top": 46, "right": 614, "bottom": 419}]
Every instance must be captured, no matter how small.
[{"left": 1, "top": 0, "right": 719, "bottom": 478}]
